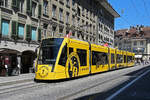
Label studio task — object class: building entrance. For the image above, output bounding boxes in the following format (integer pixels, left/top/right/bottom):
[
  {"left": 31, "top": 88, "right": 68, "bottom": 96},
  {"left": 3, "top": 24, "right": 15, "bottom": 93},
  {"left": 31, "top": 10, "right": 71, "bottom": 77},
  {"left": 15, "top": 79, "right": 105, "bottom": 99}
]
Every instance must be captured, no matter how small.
[{"left": 21, "top": 50, "right": 36, "bottom": 73}]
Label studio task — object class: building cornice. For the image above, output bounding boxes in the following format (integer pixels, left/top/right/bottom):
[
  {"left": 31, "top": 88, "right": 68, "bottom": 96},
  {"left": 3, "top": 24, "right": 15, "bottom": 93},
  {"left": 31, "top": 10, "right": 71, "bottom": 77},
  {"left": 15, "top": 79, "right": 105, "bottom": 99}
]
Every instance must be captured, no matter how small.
[{"left": 96, "top": 0, "right": 120, "bottom": 18}]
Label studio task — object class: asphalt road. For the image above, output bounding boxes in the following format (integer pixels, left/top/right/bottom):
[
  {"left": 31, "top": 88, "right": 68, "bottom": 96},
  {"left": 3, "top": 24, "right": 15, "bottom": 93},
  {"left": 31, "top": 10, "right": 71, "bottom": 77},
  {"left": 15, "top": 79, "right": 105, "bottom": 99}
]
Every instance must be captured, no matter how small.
[
  {"left": 111, "top": 66, "right": 150, "bottom": 100},
  {"left": 0, "top": 64, "right": 149, "bottom": 100}
]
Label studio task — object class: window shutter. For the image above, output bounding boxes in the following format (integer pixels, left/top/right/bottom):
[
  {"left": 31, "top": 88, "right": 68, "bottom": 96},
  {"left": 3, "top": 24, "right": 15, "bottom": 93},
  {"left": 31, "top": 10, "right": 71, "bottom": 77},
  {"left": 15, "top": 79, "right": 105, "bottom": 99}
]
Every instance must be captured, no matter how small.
[
  {"left": 11, "top": 21, "right": 18, "bottom": 40},
  {"left": 26, "top": 24, "right": 31, "bottom": 42},
  {"left": 38, "top": 28, "right": 41, "bottom": 42},
  {"left": 38, "top": 4, "right": 42, "bottom": 18},
  {"left": 26, "top": 0, "right": 32, "bottom": 15},
  {"left": 0, "top": 19, "right": 1, "bottom": 38}
]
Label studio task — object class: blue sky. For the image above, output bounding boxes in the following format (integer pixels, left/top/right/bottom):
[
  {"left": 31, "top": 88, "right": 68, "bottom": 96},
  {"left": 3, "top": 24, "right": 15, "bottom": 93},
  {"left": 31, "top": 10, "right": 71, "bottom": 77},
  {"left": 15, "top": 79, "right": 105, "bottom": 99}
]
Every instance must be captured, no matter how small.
[{"left": 108, "top": 0, "right": 150, "bottom": 30}]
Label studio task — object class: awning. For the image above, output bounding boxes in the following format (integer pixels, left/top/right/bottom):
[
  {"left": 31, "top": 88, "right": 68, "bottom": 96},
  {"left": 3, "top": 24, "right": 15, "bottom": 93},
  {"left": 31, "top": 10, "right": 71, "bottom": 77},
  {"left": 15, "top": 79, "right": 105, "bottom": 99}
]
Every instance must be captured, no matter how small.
[
  {"left": 135, "top": 55, "right": 142, "bottom": 58},
  {"left": 0, "top": 48, "right": 21, "bottom": 55}
]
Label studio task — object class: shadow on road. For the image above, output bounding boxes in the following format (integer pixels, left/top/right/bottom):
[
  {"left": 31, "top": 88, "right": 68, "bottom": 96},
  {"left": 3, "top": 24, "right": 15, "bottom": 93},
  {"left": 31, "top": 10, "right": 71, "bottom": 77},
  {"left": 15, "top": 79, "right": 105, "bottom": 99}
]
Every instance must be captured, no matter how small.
[{"left": 75, "top": 65, "right": 150, "bottom": 100}]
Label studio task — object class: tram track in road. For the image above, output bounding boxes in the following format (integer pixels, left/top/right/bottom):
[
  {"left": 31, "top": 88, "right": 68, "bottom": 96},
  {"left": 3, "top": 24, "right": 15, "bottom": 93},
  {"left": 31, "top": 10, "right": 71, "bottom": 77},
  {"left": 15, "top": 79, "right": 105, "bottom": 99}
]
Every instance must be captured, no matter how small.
[
  {"left": 0, "top": 65, "right": 149, "bottom": 100},
  {"left": 0, "top": 79, "right": 47, "bottom": 95},
  {"left": 58, "top": 65, "right": 150, "bottom": 100},
  {"left": 58, "top": 74, "right": 129, "bottom": 100}
]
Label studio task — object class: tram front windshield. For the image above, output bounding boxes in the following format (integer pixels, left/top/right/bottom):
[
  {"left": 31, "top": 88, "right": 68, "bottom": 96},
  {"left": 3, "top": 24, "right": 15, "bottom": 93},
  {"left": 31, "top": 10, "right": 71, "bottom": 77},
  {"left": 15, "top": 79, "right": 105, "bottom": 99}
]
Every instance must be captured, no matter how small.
[{"left": 38, "top": 38, "right": 64, "bottom": 65}]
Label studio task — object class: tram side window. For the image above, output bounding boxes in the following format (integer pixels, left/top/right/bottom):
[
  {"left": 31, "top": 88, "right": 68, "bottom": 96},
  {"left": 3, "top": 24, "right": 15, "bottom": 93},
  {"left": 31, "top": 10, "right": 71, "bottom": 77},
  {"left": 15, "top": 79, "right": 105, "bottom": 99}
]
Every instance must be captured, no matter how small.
[
  {"left": 127, "top": 56, "right": 132, "bottom": 63},
  {"left": 124, "top": 55, "right": 127, "bottom": 63},
  {"left": 77, "top": 49, "right": 87, "bottom": 66},
  {"left": 117, "top": 54, "right": 123, "bottom": 63},
  {"left": 58, "top": 45, "right": 67, "bottom": 66},
  {"left": 132, "top": 56, "right": 135, "bottom": 62},
  {"left": 69, "top": 47, "right": 73, "bottom": 54},
  {"left": 92, "top": 51, "right": 108, "bottom": 65},
  {"left": 111, "top": 54, "right": 115, "bottom": 64}
]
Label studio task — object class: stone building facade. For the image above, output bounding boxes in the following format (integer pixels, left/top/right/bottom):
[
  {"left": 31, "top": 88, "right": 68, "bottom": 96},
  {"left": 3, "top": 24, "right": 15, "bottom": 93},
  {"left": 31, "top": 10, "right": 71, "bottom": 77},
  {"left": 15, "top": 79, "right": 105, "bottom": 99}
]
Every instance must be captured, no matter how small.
[
  {"left": 0, "top": 0, "right": 119, "bottom": 75},
  {"left": 115, "top": 25, "right": 150, "bottom": 62}
]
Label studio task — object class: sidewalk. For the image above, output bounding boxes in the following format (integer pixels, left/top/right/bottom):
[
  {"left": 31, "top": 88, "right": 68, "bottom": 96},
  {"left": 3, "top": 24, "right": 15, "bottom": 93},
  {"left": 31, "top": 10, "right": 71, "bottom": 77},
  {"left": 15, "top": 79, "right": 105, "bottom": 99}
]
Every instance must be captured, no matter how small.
[{"left": 0, "top": 73, "right": 34, "bottom": 86}]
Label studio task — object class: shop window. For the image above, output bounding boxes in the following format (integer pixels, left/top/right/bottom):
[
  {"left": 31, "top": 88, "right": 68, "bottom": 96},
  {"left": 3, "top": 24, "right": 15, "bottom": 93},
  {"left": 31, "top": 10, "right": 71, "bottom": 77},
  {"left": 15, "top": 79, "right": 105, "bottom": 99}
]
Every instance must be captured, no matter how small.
[{"left": 77, "top": 49, "right": 87, "bottom": 66}]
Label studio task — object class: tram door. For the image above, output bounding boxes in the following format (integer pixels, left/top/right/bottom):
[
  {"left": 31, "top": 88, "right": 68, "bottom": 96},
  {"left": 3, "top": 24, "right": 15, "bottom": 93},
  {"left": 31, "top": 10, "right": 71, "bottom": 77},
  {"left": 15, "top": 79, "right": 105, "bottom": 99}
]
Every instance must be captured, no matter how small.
[{"left": 88, "top": 43, "right": 91, "bottom": 74}]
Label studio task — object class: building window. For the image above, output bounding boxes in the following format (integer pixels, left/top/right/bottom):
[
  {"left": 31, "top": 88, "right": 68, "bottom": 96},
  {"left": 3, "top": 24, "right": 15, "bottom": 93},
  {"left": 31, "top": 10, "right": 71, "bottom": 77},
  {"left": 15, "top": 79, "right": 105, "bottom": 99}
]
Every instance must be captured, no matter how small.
[
  {"left": 140, "top": 41, "right": 143, "bottom": 45},
  {"left": 31, "top": 27, "right": 36, "bottom": 41},
  {"left": 43, "top": 0, "right": 48, "bottom": 15},
  {"left": 52, "top": 5, "right": 56, "bottom": 17},
  {"left": 52, "top": 26, "right": 57, "bottom": 36},
  {"left": 66, "top": 0, "right": 70, "bottom": 6},
  {"left": 72, "top": 31, "right": 75, "bottom": 36},
  {"left": 82, "top": 19, "right": 84, "bottom": 25},
  {"left": 86, "top": 22, "right": 88, "bottom": 31},
  {"left": 2, "top": 19, "right": 9, "bottom": 37},
  {"left": 18, "top": 24, "right": 24, "bottom": 39},
  {"left": 77, "top": 18, "right": 80, "bottom": 26},
  {"left": 43, "top": 24, "right": 48, "bottom": 38},
  {"left": 82, "top": 8, "right": 84, "bottom": 15},
  {"left": 0, "top": 0, "right": 8, "bottom": 7},
  {"left": 77, "top": 7, "right": 80, "bottom": 16},
  {"left": 66, "top": 30, "right": 69, "bottom": 35},
  {"left": 72, "top": 15, "right": 75, "bottom": 25},
  {"left": 72, "top": 0, "right": 75, "bottom": 6},
  {"left": 59, "top": 27, "right": 63, "bottom": 33},
  {"left": 59, "top": 8, "right": 63, "bottom": 21},
  {"left": 32, "top": 2, "right": 36, "bottom": 17},
  {"left": 19, "top": 0, "right": 24, "bottom": 13},
  {"left": 134, "top": 41, "right": 137, "bottom": 46},
  {"left": 66, "top": 12, "right": 69, "bottom": 23},
  {"left": 93, "top": 25, "right": 95, "bottom": 33}
]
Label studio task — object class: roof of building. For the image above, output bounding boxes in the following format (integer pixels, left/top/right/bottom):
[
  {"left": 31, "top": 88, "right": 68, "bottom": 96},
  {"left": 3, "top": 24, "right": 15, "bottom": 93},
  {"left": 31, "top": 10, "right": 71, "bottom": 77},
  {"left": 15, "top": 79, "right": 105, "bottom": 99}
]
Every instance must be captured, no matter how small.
[{"left": 115, "top": 26, "right": 150, "bottom": 39}]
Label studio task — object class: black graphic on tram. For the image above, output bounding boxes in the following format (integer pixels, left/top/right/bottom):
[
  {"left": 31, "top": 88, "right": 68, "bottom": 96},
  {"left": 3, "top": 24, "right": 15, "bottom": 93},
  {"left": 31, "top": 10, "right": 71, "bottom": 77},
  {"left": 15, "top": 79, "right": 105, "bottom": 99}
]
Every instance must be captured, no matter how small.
[{"left": 67, "top": 52, "right": 80, "bottom": 78}]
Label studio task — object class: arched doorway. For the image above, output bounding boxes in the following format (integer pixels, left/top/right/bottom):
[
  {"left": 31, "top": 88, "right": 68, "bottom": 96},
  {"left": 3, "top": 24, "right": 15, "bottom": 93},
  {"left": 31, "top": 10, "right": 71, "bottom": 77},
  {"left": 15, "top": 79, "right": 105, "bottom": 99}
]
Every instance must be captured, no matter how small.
[
  {"left": 0, "top": 48, "right": 21, "bottom": 76},
  {"left": 21, "top": 50, "right": 36, "bottom": 73}
]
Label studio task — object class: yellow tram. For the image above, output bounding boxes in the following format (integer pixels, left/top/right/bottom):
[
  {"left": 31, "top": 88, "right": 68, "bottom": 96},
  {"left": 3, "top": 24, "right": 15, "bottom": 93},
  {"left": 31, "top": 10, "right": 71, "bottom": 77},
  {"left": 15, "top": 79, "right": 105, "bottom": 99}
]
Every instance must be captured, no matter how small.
[{"left": 34, "top": 37, "right": 135, "bottom": 81}]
